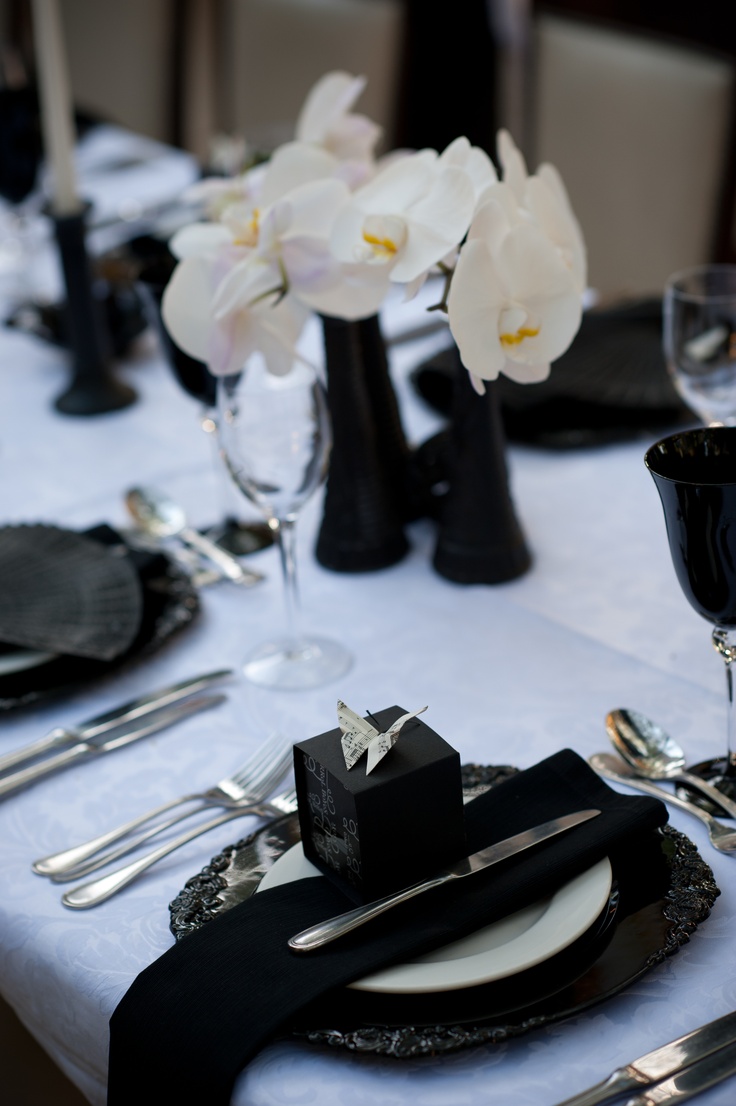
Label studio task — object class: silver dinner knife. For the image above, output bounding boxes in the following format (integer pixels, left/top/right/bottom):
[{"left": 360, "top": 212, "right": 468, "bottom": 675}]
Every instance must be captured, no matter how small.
[
  {"left": 288, "top": 808, "right": 601, "bottom": 952},
  {"left": 623, "top": 1040, "right": 736, "bottom": 1106},
  {"left": 552, "top": 1010, "right": 736, "bottom": 1106},
  {"left": 0, "top": 693, "right": 225, "bottom": 799},
  {"left": 0, "top": 668, "right": 233, "bottom": 776}
]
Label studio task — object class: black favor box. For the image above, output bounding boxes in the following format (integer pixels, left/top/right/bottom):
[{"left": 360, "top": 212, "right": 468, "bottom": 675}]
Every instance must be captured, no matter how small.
[{"left": 293, "top": 705, "right": 466, "bottom": 904}]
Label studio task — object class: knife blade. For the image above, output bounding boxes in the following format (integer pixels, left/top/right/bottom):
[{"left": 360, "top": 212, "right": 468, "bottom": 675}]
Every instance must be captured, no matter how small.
[
  {"left": 0, "top": 668, "right": 233, "bottom": 776},
  {"left": 0, "top": 693, "right": 226, "bottom": 799},
  {"left": 624, "top": 1039, "right": 736, "bottom": 1106},
  {"left": 552, "top": 1010, "right": 736, "bottom": 1106},
  {"left": 288, "top": 808, "right": 601, "bottom": 952}
]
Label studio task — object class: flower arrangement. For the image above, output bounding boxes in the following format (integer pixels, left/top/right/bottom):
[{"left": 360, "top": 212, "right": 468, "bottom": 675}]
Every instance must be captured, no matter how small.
[{"left": 161, "top": 71, "right": 586, "bottom": 395}]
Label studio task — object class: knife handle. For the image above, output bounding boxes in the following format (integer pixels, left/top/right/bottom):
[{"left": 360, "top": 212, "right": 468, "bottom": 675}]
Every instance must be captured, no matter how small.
[
  {"left": 624, "top": 1040, "right": 736, "bottom": 1105},
  {"left": 0, "top": 743, "right": 89, "bottom": 798},
  {"left": 552, "top": 1070, "right": 644, "bottom": 1106},
  {"left": 0, "top": 728, "right": 71, "bottom": 775},
  {"left": 288, "top": 872, "right": 452, "bottom": 952}
]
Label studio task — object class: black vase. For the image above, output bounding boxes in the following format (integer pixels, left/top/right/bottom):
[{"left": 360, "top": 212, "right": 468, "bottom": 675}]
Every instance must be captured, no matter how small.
[
  {"left": 315, "top": 314, "right": 410, "bottom": 572},
  {"left": 432, "top": 351, "right": 532, "bottom": 584},
  {"left": 133, "top": 238, "right": 217, "bottom": 408}
]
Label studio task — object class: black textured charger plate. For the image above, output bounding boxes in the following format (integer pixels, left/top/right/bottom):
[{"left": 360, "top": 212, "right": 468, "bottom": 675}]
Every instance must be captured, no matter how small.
[
  {"left": 412, "top": 299, "right": 693, "bottom": 450},
  {"left": 0, "top": 524, "right": 199, "bottom": 711},
  {"left": 169, "top": 765, "right": 719, "bottom": 1058}
]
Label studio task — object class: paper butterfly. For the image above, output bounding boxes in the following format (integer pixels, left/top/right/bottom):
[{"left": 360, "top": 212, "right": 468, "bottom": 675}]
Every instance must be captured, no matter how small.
[{"left": 337, "top": 700, "right": 428, "bottom": 774}]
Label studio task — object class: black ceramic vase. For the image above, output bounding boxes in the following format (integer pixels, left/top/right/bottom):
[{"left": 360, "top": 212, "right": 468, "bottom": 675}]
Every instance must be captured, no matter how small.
[
  {"left": 432, "top": 351, "right": 532, "bottom": 584},
  {"left": 315, "top": 314, "right": 411, "bottom": 572}
]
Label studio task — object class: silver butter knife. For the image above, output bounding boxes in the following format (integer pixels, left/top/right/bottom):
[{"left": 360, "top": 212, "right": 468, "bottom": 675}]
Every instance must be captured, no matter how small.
[
  {"left": 288, "top": 808, "right": 600, "bottom": 952},
  {"left": 0, "top": 668, "right": 233, "bottom": 776},
  {"left": 0, "top": 693, "right": 225, "bottom": 799},
  {"left": 553, "top": 1009, "right": 736, "bottom": 1106}
]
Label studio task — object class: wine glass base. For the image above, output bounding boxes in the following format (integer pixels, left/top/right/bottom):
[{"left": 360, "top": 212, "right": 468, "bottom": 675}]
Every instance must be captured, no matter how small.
[
  {"left": 242, "top": 635, "right": 352, "bottom": 690},
  {"left": 675, "top": 757, "right": 736, "bottom": 815}
]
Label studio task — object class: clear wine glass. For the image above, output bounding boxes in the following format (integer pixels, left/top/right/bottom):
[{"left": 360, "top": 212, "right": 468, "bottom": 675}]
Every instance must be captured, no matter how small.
[
  {"left": 216, "top": 354, "right": 352, "bottom": 689},
  {"left": 135, "top": 248, "right": 272, "bottom": 556},
  {"left": 645, "top": 426, "right": 736, "bottom": 802},
  {"left": 663, "top": 264, "right": 736, "bottom": 427}
]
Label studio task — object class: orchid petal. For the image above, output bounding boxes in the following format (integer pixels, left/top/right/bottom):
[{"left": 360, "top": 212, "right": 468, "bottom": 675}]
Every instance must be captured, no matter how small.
[
  {"left": 499, "top": 358, "right": 551, "bottom": 384},
  {"left": 161, "top": 256, "right": 214, "bottom": 361},
  {"left": 527, "top": 171, "right": 587, "bottom": 291},
  {"left": 497, "top": 128, "right": 528, "bottom": 201},
  {"left": 296, "top": 72, "right": 367, "bottom": 144},
  {"left": 388, "top": 166, "right": 475, "bottom": 282},
  {"left": 352, "top": 150, "right": 438, "bottom": 213},
  {"left": 471, "top": 182, "right": 522, "bottom": 238},
  {"left": 260, "top": 142, "right": 338, "bottom": 206},
  {"left": 211, "top": 256, "right": 283, "bottom": 320},
  {"left": 168, "top": 221, "right": 232, "bottom": 260},
  {"left": 447, "top": 238, "right": 507, "bottom": 380},
  {"left": 279, "top": 179, "right": 351, "bottom": 240},
  {"left": 497, "top": 224, "right": 582, "bottom": 365},
  {"left": 295, "top": 261, "right": 390, "bottom": 319},
  {"left": 440, "top": 136, "right": 497, "bottom": 197}
]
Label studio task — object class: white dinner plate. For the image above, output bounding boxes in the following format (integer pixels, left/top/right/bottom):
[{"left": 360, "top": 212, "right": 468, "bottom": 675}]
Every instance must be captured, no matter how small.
[
  {"left": 0, "top": 649, "right": 57, "bottom": 677},
  {"left": 258, "top": 844, "right": 613, "bottom": 994}
]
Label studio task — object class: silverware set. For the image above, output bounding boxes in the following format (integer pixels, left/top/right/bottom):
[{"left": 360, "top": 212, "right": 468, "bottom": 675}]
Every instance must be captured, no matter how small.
[
  {"left": 0, "top": 667, "right": 296, "bottom": 907},
  {"left": 552, "top": 1008, "right": 736, "bottom": 1106},
  {"left": 589, "top": 706, "right": 736, "bottom": 854},
  {"left": 0, "top": 669, "right": 233, "bottom": 798}
]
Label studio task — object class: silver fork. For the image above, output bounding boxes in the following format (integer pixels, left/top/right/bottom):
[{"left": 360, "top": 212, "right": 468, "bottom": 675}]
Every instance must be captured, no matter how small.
[
  {"left": 33, "top": 731, "right": 293, "bottom": 879},
  {"left": 61, "top": 788, "right": 298, "bottom": 909}
]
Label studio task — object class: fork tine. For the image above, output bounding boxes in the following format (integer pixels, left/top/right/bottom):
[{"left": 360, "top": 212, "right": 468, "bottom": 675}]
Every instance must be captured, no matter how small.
[
  {"left": 230, "top": 732, "right": 292, "bottom": 794},
  {"left": 229, "top": 731, "right": 291, "bottom": 789}
]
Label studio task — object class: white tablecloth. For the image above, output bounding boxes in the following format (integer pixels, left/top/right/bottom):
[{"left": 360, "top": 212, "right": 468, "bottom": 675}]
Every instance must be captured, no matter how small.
[{"left": 1, "top": 167, "right": 734, "bottom": 1104}]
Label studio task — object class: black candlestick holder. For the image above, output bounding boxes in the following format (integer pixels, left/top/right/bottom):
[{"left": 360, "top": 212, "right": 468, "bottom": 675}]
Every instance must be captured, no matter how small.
[{"left": 51, "top": 204, "right": 136, "bottom": 415}]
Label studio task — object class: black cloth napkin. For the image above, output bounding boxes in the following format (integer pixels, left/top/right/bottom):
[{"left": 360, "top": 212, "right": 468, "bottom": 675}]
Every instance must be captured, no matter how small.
[{"left": 108, "top": 749, "right": 667, "bottom": 1105}]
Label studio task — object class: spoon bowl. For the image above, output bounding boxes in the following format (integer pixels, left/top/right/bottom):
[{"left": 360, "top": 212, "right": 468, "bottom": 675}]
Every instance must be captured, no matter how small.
[
  {"left": 125, "top": 486, "right": 263, "bottom": 587},
  {"left": 606, "top": 708, "right": 736, "bottom": 819}
]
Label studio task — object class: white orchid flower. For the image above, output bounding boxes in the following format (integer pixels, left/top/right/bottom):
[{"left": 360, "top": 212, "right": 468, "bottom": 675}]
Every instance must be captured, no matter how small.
[
  {"left": 296, "top": 71, "right": 381, "bottom": 166},
  {"left": 330, "top": 149, "right": 476, "bottom": 285},
  {"left": 214, "top": 177, "right": 390, "bottom": 321},
  {"left": 496, "top": 128, "right": 529, "bottom": 203},
  {"left": 527, "top": 165, "right": 587, "bottom": 292},
  {"left": 161, "top": 251, "right": 309, "bottom": 377},
  {"left": 439, "top": 136, "right": 498, "bottom": 207},
  {"left": 447, "top": 196, "right": 582, "bottom": 391},
  {"left": 491, "top": 129, "right": 587, "bottom": 294}
]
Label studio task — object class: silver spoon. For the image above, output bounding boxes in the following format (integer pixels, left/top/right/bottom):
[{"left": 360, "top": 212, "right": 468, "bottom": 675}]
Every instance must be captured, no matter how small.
[
  {"left": 606, "top": 708, "right": 736, "bottom": 819},
  {"left": 589, "top": 753, "right": 736, "bottom": 853},
  {"left": 125, "top": 486, "right": 263, "bottom": 587}
]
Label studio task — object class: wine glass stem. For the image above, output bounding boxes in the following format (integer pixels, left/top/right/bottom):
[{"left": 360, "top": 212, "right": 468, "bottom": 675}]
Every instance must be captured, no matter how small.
[
  {"left": 275, "top": 516, "right": 301, "bottom": 646},
  {"left": 713, "top": 627, "right": 736, "bottom": 777}
]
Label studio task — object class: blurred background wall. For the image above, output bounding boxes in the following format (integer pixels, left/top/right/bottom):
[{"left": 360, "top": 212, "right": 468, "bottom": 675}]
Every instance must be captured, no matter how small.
[{"left": 1, "top": 0, "right": 735, "bottom": 300}]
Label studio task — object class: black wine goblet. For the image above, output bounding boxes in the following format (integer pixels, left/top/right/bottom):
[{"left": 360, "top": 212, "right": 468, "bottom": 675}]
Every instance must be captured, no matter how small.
[{"left": 645, "top": 426, "right": 736, "bottom": 801}]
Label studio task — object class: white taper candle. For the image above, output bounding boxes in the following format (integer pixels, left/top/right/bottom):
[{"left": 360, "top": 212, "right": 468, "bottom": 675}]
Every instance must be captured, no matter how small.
[{"left": 31, "top": 0, "right": 81, "bottom": 215}]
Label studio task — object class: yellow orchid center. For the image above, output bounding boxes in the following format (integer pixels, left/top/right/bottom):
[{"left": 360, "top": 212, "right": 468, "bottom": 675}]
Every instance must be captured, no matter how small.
[
  {"left": 499, "top": 306, "right": 539, "bottom": 349},
  {"left": 500, "top": 325, "right": 540, "bottom": 348},
  {"left": 233, "top": 207, "right": 260, "bottom": 248},
  {"left": 360, "top": 214, "right": 407, "bottom": 263},
  {"left": 362, "top": 230, "right": 398, "bottom": 258}
]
